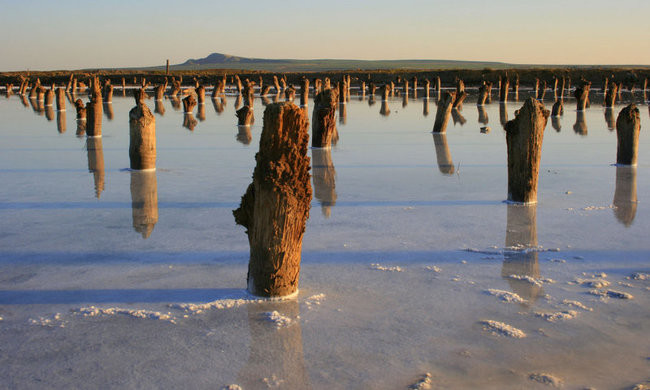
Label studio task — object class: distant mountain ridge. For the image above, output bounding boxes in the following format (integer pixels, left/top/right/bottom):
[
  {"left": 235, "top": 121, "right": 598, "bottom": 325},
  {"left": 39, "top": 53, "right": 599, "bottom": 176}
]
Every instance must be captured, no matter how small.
[{"left": 171, "top": 52, "right": 509, "bottom": 72}]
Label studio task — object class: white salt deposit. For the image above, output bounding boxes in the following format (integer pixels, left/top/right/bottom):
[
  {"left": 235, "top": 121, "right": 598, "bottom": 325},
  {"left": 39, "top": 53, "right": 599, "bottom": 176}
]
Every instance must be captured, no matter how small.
[
  {"left": 304, "top": 293, "right": 326, "bottom": 308},
  {"left": 485, "top": 289, "right": 527, "bottom": 304},
  {"left": 589, "top": 289, "right": 634, "bottom": 300},
  {"left": 170, "top": 298, "right": 264, "bottom": 314},
  {"left": 534, "top": 310, "right": 578, "bottom": 322},
  {"left": 261, "top": 311, "right": 293, "bottom": 328},
  {"left": 221, "top": 385, "right": 242, "bottom": 390},
  {"left": 425, "top": 265, "right": 441, "bottom": 272},
  {"left": 75, "top": 306, "right": 176, "bottom": 323},
  {"left": 582, "top": 205, "right": 615, "bottom": 211},
  {"left": 628, "top": 272, "right": 649, "bottom": 281},
  {"left": 370, "top": 263, "right": 404, "bottom": 272},
  {"left": 408, "top": 373, "right": 432, "bottom": 389},
  {"left": 561, "top": 300, "right": 593, "bottom": 311},
  {"left": 507, "top": 274, "right": 555, "bottom": 287},
  {"left": 479, "top": 320, "right": 527, "bottom": 338},
  {"left": 549, "top": 258, "right": 566, "bottom": 263},
  {"left": 528, "top": 372, "right": 563, "bottom": 387},
  {"left": 263, "top": 374, "right": 285, "bottom": 387},
  {"left": 29, "top": 313, "right": 65, "bottom": 328},
  {"left": 572, "top": 278, "right": 610, "bottom": 288}
]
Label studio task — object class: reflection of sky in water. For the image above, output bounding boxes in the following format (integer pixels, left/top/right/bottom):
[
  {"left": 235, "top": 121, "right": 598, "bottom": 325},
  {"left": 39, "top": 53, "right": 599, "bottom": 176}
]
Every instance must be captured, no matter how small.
[{"left": 0, "top": 91, "right": 648, "bottom": 256}]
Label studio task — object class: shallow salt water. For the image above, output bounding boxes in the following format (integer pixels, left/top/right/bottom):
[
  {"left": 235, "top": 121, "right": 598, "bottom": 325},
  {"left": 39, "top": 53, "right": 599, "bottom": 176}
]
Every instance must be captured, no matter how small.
[{"left": 0, "top": 87, "right": 649, "bottom": 389}]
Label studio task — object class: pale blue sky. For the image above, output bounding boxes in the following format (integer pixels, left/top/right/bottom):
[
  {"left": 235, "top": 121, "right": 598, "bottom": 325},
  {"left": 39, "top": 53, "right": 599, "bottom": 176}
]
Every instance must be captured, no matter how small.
[{"left": 1, "top": 0, "right": 648, "bottom": 70}]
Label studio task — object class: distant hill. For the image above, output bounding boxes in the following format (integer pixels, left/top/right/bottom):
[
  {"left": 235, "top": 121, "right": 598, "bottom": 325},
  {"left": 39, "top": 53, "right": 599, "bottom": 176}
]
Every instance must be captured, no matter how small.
[{"left": 164, "top": 52, "right": 510, "bottom": 72}]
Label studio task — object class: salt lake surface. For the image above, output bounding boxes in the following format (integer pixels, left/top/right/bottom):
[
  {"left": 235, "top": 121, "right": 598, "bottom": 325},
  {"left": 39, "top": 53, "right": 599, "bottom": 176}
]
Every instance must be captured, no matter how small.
[{"left": 0, "top": 87, "right": 649, "bottom": 389}]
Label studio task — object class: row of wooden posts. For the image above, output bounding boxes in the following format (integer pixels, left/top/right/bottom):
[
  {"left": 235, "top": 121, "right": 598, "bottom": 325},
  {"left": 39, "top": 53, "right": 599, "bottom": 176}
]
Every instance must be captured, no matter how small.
[{"left": 5, "top": 75, "right": 643, "bottom": 298}]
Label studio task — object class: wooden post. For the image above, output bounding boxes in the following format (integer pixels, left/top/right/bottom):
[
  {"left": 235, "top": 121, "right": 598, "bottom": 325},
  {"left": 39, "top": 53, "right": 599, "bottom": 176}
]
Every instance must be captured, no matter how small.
[
  {"left": 551, "top": 100, "right": 563, "bottom": 117},
  {"left": 613, "top": 166, "right": 637, "bottom": 227},
  {"left": 605, "top": 82, "right": 618, "bottom": 107},
  {"left": 311, "top": 89, "right": 337, "bottom": 148},
  {"left": 616, "top": 104, "right": 641, "bottom": 166},
  {"left": 453, "top": 78, "right": 466, "bottom": 108},
  {"left": 129, "top": 89, "right": 156, "bottom": 171},
  {"left": 104, "top": 84, "right": 113, "bottom": 103},
  {"left": 312, "top": 148, "right": 337, "bottom": 217},
  {"left": 86, "top": 76, "right": 103, "bottom": 137},
  {"left": 55, "top": 87, "right": 65, "bottom": 111},
  {"left": 273, "top": 75, "right": 281, "bottom": 94},
  {"left": 514, "top": 74, "right": 519, "bottom": 101},
  {"left": 424, "top": 79, "right": 430, "bottom": 100},
  {"left": 44, "top": 88, "right": 54, "bottom": 106},
  {"left": 432, "top": 133, "right": 455, "bottom": 175},
  {"left": 499, "top": 74, "right": 509, "bottom": 103},
  {"left": 574, "top": 81, "right": 591, "bottom": 111},
  {"left": 300, "top": 78, "right": 309, "bottom": 107},
  {"left": 165, "top": 59, "right": 170, "bottom": 75},
  {"left": 432, "top": 91, "right": 456, "bottom": 133},
  {"left": 285, "top": 86, "right": 296, "bottom": 102},
  {"left": 504, "top": 98, "right": 549, "bottom": 203},
  {"left": 233, "top": 102, "right": 312, "bottom": 298},
  {"left": 182, "top": 94, "right": 196, "bottom": 113},
  {"left": 477, "top": 82, "right": 489, "bottom": 105}
]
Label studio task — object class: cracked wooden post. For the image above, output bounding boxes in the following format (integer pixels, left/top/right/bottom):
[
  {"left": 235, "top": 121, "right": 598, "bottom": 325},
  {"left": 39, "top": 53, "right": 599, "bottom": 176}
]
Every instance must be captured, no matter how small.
[
  {"left": 86, "top": 76, "right": 103, "bottom": 137},
  {"left": 300, "top": 78, "right": 309, "bottom": 106},
  {"left": 196, "top": 85, "right": 205, "bottom": 105},
  {"left": 574, "top": 81, "right": 591, "bottom": 111},
  {"left": 504, "top": 98, "right": 549, "bottom": 203},
  {"left": 233, "top": 102, "right": 312, "bottom": 298},
  {"left": 453, "top": 79, "right": 466, "bottom": 109},
  {"left": 432, "top": 91, "right": 456, "bottom": 133},
  {"left": 312, "top": 148, "right": 337, "bottom": 217},
  {"left": 499, "top": 74, "right": 509, "bottom": 102},
  {"left": 131, "top": 170, "right": 159, "bottom": 238},
  {"left": 616, "top": 104, "right": 641, "bottom": 166},
  {"left": 613, "top": 166, "right": 637, "bottom": 227},
  {"left": 433, "top": 133, "right": 455, "bottom": 175},
  {"left": 182, "top": 94, "right": 196, "bottom": 113},
  {"left": 605, "top": 82, "right": 618, "bottom": 108},
  {"left": 129, "top": 89, "right": 156, "bottom": 171},
  {"left": 478, "top": 82, "right": 489, "bottom": 105},
  {"left": 312, "top": 88, "right": 337, "bottom": 148},
  {"left": 55, "top": 87, "right": 65, "bottom": 111}
]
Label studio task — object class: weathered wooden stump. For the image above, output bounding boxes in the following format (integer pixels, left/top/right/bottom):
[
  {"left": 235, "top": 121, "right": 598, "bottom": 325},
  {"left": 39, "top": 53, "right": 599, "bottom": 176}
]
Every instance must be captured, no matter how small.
[
  {"left": 504, "top": 98, "right": 549, "bottom": 203},
  {"left": 433, "top": 133, "right": 455, "bottom": 175},
  {"left": 615, "top": 104, "right": 641, "bottom": 166},
  {"left": 312, "top": 148, "right": 337, "bottom": 217},
  {"left": 300, "top": 78, "right": 309, "bottom": 106},
  {"left": 272, "top": 76, "right": 281, "bottom": 93},
  {"left": 369, "top": 82, "right": 377, "bottom": 96},
  {"left": 435, "top": 76, "right": 441, "bottom": 93},
  {"left": 551, "top": 100, "right": 563, "bottom": 117},
  {"left": 432, "top": 91, "right": 456, "bottom": 133},
  {"left": 196, "top": 85, "right": 205, "bottom": 105},
  {"left": 86, "top": 77, "right": 103, "bottom": 137},
  {"left": 129, "top": 89, "right": 156, "bottom": 171},
  {"left": 44, "top": 88, "right": 54, "bottom": 106},
  {"left": 477, "top": 82, "right": 489, "bottom": 105},
  {"left": 285, "top": 86, "right": 296, "bottom": 102},
  {"left": 503, "top": 203, "right": 541, "bottom": 303},
  {"left": 574, "top": 81, "right": 591, "bottom": 111},
  {"left": 311, "top": 89, "right": 337, "bottom": 148},
  {"left": 261, "top": 85, "right": 272, "bottom": 96},
  {"left": 86, "top": 137, "right": 105, "bottom": 198},
  {"left": 605, "top": 82, "right": 618, "bottom": 108},
  {"left": 130, "top": 170, "right": 158, "bottom": 238},
  {"left": 233, "top": 102, "right": 312, "bottom": 298},
  {"left": 182, "top": 95, "right": 196, "bottom": 113},
  {"left": 613, "top": 166, "right": 637, "bottom": 227},
  {"left": 499, "top": 75, "right": 509, "bottom": 102},
  {"left": 55, "top": 87, "right": 65, "bottom": 111}
]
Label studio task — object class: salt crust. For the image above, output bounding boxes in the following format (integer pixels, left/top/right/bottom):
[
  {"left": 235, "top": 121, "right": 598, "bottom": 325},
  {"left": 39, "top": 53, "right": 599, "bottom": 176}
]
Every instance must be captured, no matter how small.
[
  {"left": 479, "top": 320, "right": 526, "bottom": 338},
  {"left": 370, "top": 263, "right": 404, "bottom": 272},
  {"left": 529, "top": 372, "right": 563, "bottom": 387},
  {"left": 485, "top": 289, "right": 527, "bottom": 304},
  {"left": 508, "top": 274, "right": 555, "bottom": 287},
  {"left": 534, "top": 310, "right": 578, "bottom": 322},
  {"left": 408, "top": 373, "right": 432, "bottom": 389}
]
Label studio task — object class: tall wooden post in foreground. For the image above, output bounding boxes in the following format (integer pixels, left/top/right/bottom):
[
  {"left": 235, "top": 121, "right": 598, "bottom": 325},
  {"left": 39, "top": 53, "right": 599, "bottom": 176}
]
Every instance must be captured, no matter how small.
[
  {"left": 616, "top": 104, "right": 641, "bottom": 166},
  {"left": 504, "top": 98, "right": 549, "bottom": 203},
  {"left": 129, "top": 89, "right": 156, "bottom": 170},
  {"left": 234, "top": 102, "right": 312, "bottom": 298}
]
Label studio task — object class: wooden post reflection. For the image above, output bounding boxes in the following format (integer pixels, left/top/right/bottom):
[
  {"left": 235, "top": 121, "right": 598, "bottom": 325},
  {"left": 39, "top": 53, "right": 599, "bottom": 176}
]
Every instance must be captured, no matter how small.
[
  {"left": 573, "top": 111, "right": 587, "bottom": 136},
  {"left": 238, "top": 300, "right": 311, "bottom": 389},
  {"left": 432, "top": 133, "right": 455, "bottom": 175},
  {"left": 103, "top": 101, "right": 114, "bottom": 120},
  {"left": 502, "top": 204, "right": 541, "bottom": 304},
  {"left": 613, "top": 166, "right": 637, "bottom": 227},
  {"left": 380, "top": 100, "right": 390, "bottom": 116},
  {"left": 130, "top": 170, "right": 158, "bottom": 239},
  {"left": 338, "top": 102, "right": 347, "bottom": 124},
  {"left": 154, "top": 100, "right": 166, "bottom": 116},
  {"left": 56, "top": 110, "right": 66, "bottom": 133},
  {"left": 312, "top": 148, "right": 337, "bottom": 217},
  {"left": 477, "top": 105, "right": 488, "bottom": 125},
  {"left": 499, "top": 102, "right": 508, "bottom": 129},
  {"left": 236, "top": 125, "right": 252, "bottom": 145},
  {"left": 604, "top": 107, "right": 615, "bottom": 130},
  {"left": 423, "top": 98, "right": 429, "bottom": 117},
  {"left": 451, "top": 108, "right": 466, "bottom": 126},
  {"left": 86, "top": 137, "right": 105, "bottom": 199}
]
